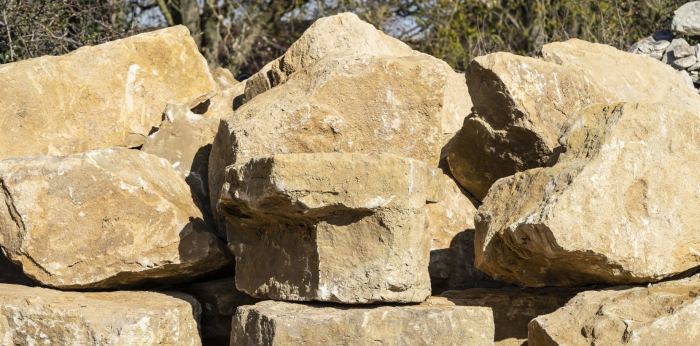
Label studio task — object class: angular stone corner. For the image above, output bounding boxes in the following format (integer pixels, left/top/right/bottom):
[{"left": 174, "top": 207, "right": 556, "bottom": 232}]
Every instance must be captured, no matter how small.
[
  {"left": 219, "top": 153, "right": 434, "bottom": 303},
  {"left": 0, "top": 25, "right": 216, "bottom": 160},
  {"left": 0, "top": 148, "right": 230, "bottom": 289},
  {"left": 529, "top": 274, "right": 700, "bottom": 345},
  {"left": 475, "top": 103, "right": 700, "bottom": 287},
  {"left": 231, "top": 298, "right": 494, "bottom": 346},
  {"left": 0, "top": 284, "right": 202, "bottom": 345}
]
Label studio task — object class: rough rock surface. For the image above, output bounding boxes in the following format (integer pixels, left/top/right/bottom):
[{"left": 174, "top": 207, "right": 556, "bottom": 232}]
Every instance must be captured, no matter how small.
[
  {"left": 209, "top": 54, "right": 448, "bottom": 221},
  {"left": 178, "top": 278, "right": 256, "bottom": 345},
  {"left": 475, "top": 103, "right": 700, "bottom": 287},
  {"left": 446, "top": 52, "right": 608, "bottom": 200},
  {"left": 440, "top": 288, "right": 577, "bottom": 345},
  {"left": 231, "top": 298, "right": 494, "bottom": 346},
  {"left": 0, "top": 284, "right": 202, "bottom": 345},
  {"left": 672, "top": 1, "right": 700, "bottom": 36},
  {"left": 0, "top": 26, "right": 215, "bottom": 160},
  {"left": 219, "top": 153, "right": 434, "bottom": 303},
  {"left": 0, "top": 148, "right": 230, "bottom": 289},
  {"left": 142, "top": 104, "right": 219, "bottom": 221},
  {"left": 529, "top": 275, "right": 700, "bottom": 345}
]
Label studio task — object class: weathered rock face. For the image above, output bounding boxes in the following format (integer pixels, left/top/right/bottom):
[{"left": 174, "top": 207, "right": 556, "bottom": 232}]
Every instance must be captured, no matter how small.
[
  {"left": 142, "top": 104, "right": 219, "bottom": 222},
  {"left": 0, "top": 284, "right": 201, "bottom": 345},
  {"left": 446, "top": 52, "right": 608, "bottom": 200},
  {"left": 475, "top": 103, "right": 700, "bottom": 287},
  {"left": 672, "top": 1, "right": 700, "bottom": 36},
  {"left": 178, "top": 278, "right": 256, "bottom": 345},
  {"left": 219, "top": 153, "right": 433, "bottom": 303},
  {"left": 209, "top": 54, "right": 448, "bottom": 221},
  {"left": 529, "top": 275, "right": 700, "bottom": 345},
  {"left": 0, "top": 26, "right": 215, "bottom": 160},
  {"left": 440, "top": 288, "right": 577, "bottom": 346},
  {"left": 241, "top": 12, "right": 416, "bottom": 102},
  {"left": 0, "top": 148, "right": 230, "bottom": 289},
  {"left": 541, "top": 39, "right": 698, "bottom": 103},
  {"left": 231, "top": 298, "right": 494, "bottom": 346}
]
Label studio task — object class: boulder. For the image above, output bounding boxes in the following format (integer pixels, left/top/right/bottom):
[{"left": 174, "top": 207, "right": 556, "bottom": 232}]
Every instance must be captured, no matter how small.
[
  {"left": 440, "top": 287, "right": 577, "bottom": 345},
  {"left": 219, "top": 153, "right": 434, "bottom": 303},
  {"left": 0, "top": 148, "right": 230, "bottom": 289},
  {"left": 529, "top": 274, "right": 700, "bottom": 345},
  {"left": 231, "top": 298, "right": 494, "bottom": 346},
  {"left": 475, "top": 103, "right": 700, "bottom": 287},
  {"left": 0, "top": 284, "right": 201, "bottom": 345},
  {"left": 0, "top": 26, "right": 215, "bottom": 160},
  {"left": 178, "top": 278, "right": 256, "bottom": 345},
  {"left": 142, "top": 104, "right": 219, "bottom": 222},
  {"left": 209, "top": 54, "right": 448, "bottom": 222},
  {"left": 541, "top": 39, "right": 698, "bottom": 101},
  {"left": 672, "top": 1, "right": 700, "bottom": 36},
  {"left": 446, "top": 52, "right": 608, "bottom": 200}
]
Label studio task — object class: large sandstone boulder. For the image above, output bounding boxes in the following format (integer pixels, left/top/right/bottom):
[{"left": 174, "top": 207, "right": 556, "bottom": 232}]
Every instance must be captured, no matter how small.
[
  {"left": 475, "top": 103, "right": 700, "bottom": 287},
  {"left": 231, "top": 298, "right": 494, "bottom": 346},
  {"left": 0, "top": 26, "right": 215, "bottom": 159},
  {"left": 219, "top": 153, "right": 434, "bottom": 303},
  {"left": 439, "top": 288, "right": 577, "bottom": 346},
  {"left": 529, "top": 275, "right": 700, "bottom": 345},
  {"left": 178, "top": 278, "right": 256, "bottom": 345},
  {"left": 0, "top": 284, "right": 201, "bottom": 345},
  {"left": 446, "top": 52, "right": 609, "bottom": 200},
  {"left": 209, "top": 54, "right": 448, "bottom": 221},
  {"left": 0, "top": 148, "right": 230, "bottom": 289}
]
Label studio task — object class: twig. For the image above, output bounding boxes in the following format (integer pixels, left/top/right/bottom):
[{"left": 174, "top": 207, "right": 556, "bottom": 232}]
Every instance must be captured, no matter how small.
[
  {"left": 156, "top": 0, "right": 175, "bottom": 26},
  {"left": 3, "top": 9, "right": 14, "bottom": 61}
]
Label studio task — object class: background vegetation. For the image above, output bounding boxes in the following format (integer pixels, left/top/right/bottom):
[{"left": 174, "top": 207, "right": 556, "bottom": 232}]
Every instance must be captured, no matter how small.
[{"left": 0, "top": 0, "right": 684, "bottom": 78}]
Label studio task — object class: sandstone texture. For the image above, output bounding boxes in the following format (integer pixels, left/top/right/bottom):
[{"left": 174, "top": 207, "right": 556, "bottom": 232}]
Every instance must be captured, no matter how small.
[
  {"left": 178, "top": 277, "right": 256, "bottom": 345},
  {"left": 219, "top": 153, "right": 434, "bottom": 303},
  {"left": 142, "top": 103, "right": 219, "bottom": 221},
  {"left": 0, "top": 284, "right": 202, "bottom": 345},
  {"left": 529, "top": 275, "right": 700, "bottom": 345},
  {"left": 231, "top": 298, "right": 494, "bottom": 346},
  {"left": 672, "top": 1, "right": 700, "bottom": 36},
  {"left": 0, "top": 148, "right": 230, "bottom": 289},
  {"left": 475, "top": 103, "right": 700, "bottom": 287},
  {"left": 446, "top": 52, "right": 609, "bottom": 200},
  {"left": 440, "top": 288, "right": 577, "bottom": 345},
  {"left": 0, "top": 26, "right": 215, "bottom": 160}
]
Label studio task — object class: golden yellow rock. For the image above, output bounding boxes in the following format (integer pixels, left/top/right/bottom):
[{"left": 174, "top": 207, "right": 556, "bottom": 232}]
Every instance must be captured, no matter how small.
[
  {"left": 0, "top": 148, "right": 230, "bottom": 289},
  {"left": 0, "top": 284, "right": 202, "bottom": 345},
  {"left": 0, "top": 26, "right": 215, "bottom": 159},
  {"left": 529, "top": 275, "right": 700, "bottom": 345},
  {"left": 475, "top": 103, "right": 700, "bottom": 286}
]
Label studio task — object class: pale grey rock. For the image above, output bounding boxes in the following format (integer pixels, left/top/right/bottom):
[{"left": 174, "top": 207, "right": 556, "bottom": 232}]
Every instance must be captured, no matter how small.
[{"left": 672, "top": 1, "right": 700, "bottom": 36}]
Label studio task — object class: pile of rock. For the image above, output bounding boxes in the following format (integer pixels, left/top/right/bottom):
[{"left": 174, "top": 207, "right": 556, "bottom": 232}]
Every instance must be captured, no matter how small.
[
  {"left": 629, "top": 1, "right": 700, "bottom": 88},
  {"left": 1, "top": 11, "right": 699, "bottom": 346}
]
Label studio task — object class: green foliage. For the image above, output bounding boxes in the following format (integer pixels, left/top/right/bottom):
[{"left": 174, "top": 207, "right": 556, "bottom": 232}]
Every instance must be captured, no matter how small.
[{"left": 0, "top": 0, "right": 686, "bottom": 75}]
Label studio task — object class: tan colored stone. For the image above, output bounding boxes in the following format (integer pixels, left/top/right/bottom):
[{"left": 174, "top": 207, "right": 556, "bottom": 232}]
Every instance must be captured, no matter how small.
[
  {"left": 475, "top": 103, "right": 700, "bottom": 287},
  {"left": 219, "top": 153, "right": 433, "bottom": 303},
  {"left": 529, "top": 275, "right": 700, "bottom": 345},
  {"left": 0, "top": 148, "right": 230, "bottom": 289},
  {"left": 541, "top": 39, "right": 699, "bottom": 104},
  {"left": 0, "top": 284, "right": 201, "bottom": 345},
  {"left": 446, "top": 52, "right": 609, "bottom": 200},
  {"left": 142, "top": 104, "right": 219, "bottom": 221},
  {"left": 209, "top": 54, "right": 448, "bottom": 222},
  {"left": 0, "top": 26, "right": 215, "bottom": 159},
  {"left": 178, "top": 278, "right": 256, "bottom": 345},
  {"left": 439, "top": 288, "right": 577, "bottom": 345},
  {"left": 231, "top": 298, "right": 495, "bottom": 346}
]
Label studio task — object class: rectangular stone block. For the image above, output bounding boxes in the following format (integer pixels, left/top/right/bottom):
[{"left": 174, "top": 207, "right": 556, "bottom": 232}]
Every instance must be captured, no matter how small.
[
  {"left": 219, "top": 153, "right": 433, "bottom": 303},
  {"left": 231, "top": 298, "right": 494, "bottom": 345}
]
